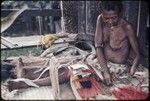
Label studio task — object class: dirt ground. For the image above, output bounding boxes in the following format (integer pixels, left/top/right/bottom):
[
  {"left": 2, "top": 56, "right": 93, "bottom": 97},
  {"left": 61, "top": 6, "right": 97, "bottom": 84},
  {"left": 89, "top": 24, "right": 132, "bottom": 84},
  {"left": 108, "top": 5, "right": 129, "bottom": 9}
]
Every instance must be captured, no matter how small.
[{"left": 1, "top": 81, "right": 75, "bottom": 100}]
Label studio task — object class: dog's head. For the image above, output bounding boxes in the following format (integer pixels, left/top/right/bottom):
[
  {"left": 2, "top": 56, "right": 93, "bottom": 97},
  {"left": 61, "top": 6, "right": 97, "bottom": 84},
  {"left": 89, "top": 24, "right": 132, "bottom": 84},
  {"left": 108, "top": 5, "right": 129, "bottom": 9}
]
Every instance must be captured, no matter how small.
[{"left": 1, "top": 63, "right": 16, "bottom": 81}]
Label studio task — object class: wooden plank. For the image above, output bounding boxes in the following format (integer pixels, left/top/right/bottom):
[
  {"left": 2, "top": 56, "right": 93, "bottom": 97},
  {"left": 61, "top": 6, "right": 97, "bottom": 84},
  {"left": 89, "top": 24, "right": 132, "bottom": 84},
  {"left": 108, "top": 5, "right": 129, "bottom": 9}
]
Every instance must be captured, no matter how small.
[
  {"left": 1, "top": 34, "right": 77, "bottom": 50},
  {"left": 1, "top": 9, "right": 62, "bottom": 17}
]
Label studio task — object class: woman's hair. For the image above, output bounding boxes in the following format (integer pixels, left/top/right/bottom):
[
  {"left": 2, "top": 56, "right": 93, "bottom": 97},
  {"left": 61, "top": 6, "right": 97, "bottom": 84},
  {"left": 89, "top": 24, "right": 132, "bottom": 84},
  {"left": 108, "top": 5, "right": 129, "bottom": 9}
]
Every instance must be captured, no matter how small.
[{"left": 100, "top": 1, "right": 123, "bottom": 13}]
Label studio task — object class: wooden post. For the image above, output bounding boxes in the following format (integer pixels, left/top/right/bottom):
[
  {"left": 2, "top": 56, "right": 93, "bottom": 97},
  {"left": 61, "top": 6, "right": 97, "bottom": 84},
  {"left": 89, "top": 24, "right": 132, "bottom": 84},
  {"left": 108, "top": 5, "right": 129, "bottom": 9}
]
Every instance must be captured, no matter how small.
[
  {"left": 77, "top": 1, "right": 86, "bottom": 35},
  {"left": 86, "top": 1, "right": 101, "bottom": 36},
  {"left": 137, "top": 1, "right": 149, "bottom": 67},
  {"left": 61, "top": 1, "right": 78, "bottom": 33},
  {"left": 122, "top": 1, "right": 139, "bottom": 29},
  {"left": 77, "top": 1, "right": 101, "bottom": 42}
]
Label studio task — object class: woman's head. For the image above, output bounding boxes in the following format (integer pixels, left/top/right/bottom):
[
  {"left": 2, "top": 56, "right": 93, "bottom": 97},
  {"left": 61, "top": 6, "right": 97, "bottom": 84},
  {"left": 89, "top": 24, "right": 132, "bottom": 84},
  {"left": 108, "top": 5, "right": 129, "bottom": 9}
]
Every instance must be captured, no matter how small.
[{"left": 100, "top": 1, "right": 123, "bottom": 27}]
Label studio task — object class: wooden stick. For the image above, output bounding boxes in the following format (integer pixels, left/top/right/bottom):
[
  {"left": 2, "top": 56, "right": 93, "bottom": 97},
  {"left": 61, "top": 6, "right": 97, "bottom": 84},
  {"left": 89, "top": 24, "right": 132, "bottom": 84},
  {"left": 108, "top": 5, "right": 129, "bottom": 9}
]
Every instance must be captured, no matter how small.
[
  {"left": 40, "top": 43, "right": 69, "bottom": 57},
  {"left": 49, "top": 55, "right": 60, "bottom": 99}
]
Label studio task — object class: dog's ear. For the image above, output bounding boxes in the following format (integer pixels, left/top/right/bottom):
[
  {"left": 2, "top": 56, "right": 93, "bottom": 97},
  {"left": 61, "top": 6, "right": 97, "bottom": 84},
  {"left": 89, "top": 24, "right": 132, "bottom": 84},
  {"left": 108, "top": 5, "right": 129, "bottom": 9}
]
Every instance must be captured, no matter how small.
[{"left": 5, "top": 64, "right": 15, "bottom": 71}]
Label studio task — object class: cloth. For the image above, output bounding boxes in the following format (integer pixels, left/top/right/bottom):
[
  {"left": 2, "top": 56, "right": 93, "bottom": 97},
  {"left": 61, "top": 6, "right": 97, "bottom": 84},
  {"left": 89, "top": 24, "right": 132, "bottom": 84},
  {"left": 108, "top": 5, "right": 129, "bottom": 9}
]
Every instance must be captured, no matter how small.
[
  {"left": 107, "top": 61, "right": 128, "bottom": 75},
  {"left": 86, "top": 54, "right": 128, "bottom": 75}
]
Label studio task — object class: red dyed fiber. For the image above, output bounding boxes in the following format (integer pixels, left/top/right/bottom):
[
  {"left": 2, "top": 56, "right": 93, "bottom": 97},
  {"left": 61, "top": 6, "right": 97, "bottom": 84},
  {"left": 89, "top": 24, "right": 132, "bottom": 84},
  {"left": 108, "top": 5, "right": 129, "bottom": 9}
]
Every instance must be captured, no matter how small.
[{"left": 112, "top": 85, "right": 149, "bottom": 100}]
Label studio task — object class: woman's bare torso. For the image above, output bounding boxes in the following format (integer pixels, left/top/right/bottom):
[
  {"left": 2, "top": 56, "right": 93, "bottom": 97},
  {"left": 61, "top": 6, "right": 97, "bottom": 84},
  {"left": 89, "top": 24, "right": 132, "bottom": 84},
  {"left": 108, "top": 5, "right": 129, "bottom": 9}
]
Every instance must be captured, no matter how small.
[{"left": 102, "top": 19, "right": 130, "bottom": 64}]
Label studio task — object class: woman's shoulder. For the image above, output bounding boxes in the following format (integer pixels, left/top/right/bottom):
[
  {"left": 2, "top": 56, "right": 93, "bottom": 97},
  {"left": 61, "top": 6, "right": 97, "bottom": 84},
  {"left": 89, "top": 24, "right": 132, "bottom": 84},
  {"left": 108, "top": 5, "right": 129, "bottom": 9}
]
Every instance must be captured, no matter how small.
[
  {"left": 120, "top": 18, "right": 132, "bottom": 27},
  {"left": 120, "top": 18, "right": 133, "bottom": 29}
]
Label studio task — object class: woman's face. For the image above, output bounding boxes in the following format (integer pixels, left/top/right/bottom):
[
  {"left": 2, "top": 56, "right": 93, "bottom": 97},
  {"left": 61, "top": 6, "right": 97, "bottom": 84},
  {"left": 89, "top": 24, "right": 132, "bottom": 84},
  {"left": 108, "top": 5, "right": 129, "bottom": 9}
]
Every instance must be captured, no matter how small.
[{"left": 102, "top": 10, "right": 119, "bottom": 27}]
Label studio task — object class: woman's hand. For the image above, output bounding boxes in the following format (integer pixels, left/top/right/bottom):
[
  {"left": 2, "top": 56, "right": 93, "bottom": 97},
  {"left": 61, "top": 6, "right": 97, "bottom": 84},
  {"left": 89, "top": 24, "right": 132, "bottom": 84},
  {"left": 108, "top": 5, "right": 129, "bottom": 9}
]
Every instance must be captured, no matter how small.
[
  {"left": 103, "top": 70, "right": 111, "bottom": 85},
  {"left": 130, "top": 66, "right": 136, "bottom": 76}
]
